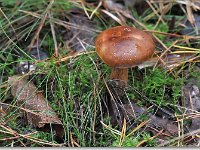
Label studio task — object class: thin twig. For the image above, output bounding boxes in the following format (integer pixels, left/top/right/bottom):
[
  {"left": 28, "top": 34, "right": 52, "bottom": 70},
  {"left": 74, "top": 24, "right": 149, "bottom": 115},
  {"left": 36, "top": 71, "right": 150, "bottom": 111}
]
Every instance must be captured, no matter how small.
[
  {"left": 28, "top": 0, "right": 55, "bottom": 52},
  {"left": 158, "top": 128, "right": 200, "bottom": 146},
  {"left": 49, "top": 13, "right": 59, "bottom": 57}
]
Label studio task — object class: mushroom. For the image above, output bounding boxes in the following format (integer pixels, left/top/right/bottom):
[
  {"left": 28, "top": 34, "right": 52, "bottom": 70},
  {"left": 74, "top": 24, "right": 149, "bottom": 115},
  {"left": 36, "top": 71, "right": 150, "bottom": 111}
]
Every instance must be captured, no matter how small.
[{"left": 95, "top": 26, "right": 155, "bottom": 87}]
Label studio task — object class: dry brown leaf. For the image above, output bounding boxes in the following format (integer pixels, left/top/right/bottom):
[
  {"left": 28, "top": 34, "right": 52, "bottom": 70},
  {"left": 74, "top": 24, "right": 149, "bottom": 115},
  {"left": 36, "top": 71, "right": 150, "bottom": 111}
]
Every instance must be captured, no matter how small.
[
  {"left": 121, "top": 102, "right": 179, "bottom": 136},
  {"left": 0, "top": 103, "right": 8, "bottom": 117},
  {"left": 8, "top": 75, "right": 64, "bottom": 138},
  {"left": 182, "top": 77, "right": 200, "bottom": 131}
]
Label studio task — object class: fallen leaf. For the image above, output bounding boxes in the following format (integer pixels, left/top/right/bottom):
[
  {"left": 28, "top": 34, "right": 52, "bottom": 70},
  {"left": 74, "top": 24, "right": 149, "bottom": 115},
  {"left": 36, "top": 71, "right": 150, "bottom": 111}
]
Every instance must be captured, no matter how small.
[
  {"left": 63, "top": 8, "right": 97, "bottom": 52},
  {"left": 8, "top": 75, "right": 64, "bottom": 138},
  {"left": 182, "top": 78, "right": 200, "bottom": 131},
  {"left": 0, "top": 103, "right": 9, "bottom": 117},
  {"left": 121, "top": 102, "right": 179, "bottom": 136},
  {"left": 180, "top": 14, "right": 200, "bottom": 36},
  {"left": 105, "top": 78, "right": 178, "bottom": 137}
]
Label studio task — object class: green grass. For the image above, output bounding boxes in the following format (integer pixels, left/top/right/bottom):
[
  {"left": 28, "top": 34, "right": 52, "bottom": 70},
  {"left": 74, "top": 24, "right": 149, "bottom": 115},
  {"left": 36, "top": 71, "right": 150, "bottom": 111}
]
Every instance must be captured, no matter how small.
[
  {"left": 0, "top": 52, "right": 185, "bottom": 146},
  {"left": 112, "top": 131, "right": 157, "bottom": 147}
]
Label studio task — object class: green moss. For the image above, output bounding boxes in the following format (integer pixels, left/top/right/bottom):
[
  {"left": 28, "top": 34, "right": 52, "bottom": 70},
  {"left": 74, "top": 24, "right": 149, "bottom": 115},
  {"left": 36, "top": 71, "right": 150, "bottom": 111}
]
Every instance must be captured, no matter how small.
[{"left": 142, "top": 68, "right": 182, "bottom": 106}]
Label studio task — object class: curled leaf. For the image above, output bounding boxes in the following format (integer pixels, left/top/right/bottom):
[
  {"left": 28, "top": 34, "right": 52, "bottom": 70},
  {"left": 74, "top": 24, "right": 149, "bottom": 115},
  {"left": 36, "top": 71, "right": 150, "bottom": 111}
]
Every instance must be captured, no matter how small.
[{"left": 8, "top": 75, "right": 64, "bottom": 138}]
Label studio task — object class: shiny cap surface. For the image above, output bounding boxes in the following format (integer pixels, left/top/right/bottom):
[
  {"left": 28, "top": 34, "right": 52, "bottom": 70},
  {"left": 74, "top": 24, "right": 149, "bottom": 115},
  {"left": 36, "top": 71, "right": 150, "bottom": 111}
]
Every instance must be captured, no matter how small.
[{"left": 95, "top": 26, "right": 155, "bottom": 68}]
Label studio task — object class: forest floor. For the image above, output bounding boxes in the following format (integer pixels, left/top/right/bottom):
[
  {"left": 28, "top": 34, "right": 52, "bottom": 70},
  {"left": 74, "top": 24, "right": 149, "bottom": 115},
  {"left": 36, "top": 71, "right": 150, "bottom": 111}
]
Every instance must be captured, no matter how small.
[{"left": 1, "top": 0, "right": 200, "bottom": 147}]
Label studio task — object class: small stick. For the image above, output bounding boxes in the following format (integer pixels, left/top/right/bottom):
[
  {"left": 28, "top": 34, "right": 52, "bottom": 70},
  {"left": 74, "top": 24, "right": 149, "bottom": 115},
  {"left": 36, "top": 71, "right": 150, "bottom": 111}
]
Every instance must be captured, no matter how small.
[{"left": 28, "top": 0, "right": 55, "bottom": 52}]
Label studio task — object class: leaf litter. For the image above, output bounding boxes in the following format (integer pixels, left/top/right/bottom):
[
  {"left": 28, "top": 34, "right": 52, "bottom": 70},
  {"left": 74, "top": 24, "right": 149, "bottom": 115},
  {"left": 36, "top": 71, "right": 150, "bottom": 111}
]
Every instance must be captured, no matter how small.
[
  {"left": 7, "top": 75, "right": 64, "bottom": 139},
  {"left": 105, "top": 86, "right": 179, "bottom": 144}
]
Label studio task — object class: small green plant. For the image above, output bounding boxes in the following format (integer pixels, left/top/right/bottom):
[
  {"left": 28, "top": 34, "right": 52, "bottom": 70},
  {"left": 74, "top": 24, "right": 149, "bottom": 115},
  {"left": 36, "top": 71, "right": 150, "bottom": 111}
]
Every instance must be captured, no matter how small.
[
  {"left": 112, "top": 132, "right": 156, "bottom": 147},
  {"left": 142, "top": 68, "right": 182, "bottom": 106},
  {"left": 146, "top": 22, "right": 169, "bottom": 41},
  {"left": 112, "top": 136, "right": 139, "bottom": 147}
]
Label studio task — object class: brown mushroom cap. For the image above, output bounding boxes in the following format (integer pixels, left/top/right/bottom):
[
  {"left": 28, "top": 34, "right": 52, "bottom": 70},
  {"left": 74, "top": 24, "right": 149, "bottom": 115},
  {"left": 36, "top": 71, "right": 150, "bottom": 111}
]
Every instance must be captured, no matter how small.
[{"left": 95, "top": 26, "right": 155, "bottom": 68}]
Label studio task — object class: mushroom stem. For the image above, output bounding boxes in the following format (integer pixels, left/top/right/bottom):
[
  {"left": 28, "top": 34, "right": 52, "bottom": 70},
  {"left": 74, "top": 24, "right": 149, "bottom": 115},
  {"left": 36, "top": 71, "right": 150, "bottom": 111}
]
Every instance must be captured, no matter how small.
[{"left": 110, "top": 68, "right": 128, "bottom": 86}]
